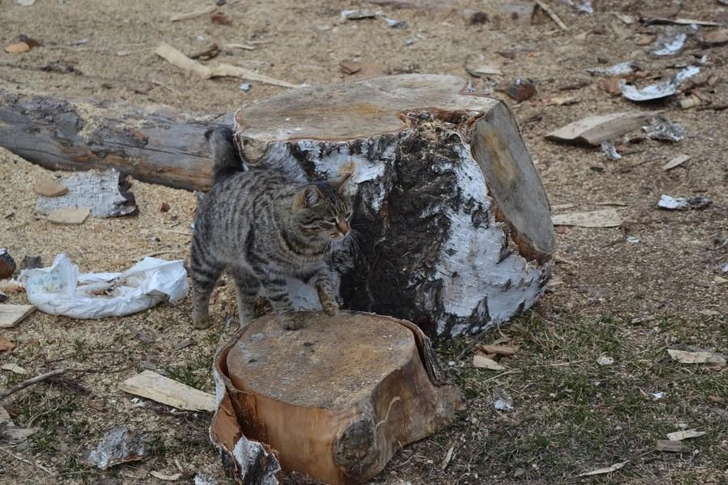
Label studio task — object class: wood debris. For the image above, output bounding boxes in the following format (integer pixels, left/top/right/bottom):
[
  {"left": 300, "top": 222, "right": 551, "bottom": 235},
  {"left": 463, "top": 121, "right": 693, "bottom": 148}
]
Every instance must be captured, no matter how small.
[
  {"left": 118, "top": 370, "right": 217, "bottom": 412},
  {"left": 534, "top": 0, "right": 568, "bottom": 30},
  {"left": 662, "top": 154, "right": 690, "bottom": 171},
  {"left": 473, "top": 354, "right": 506, "bottom": 370},
  {"left": 170, "top": 6, "right": 216, "bottom": 22},
  {"left": 155, "top": 42, "right": 301, "bottom": 88},
  {"left": 656, "top": 440, "right": 691, "bottom": 453},
  {"left": 578, "top": 461, "right": 628, "bottom": 477},
  {"left": 33, "top": 179, "right": 69, "bottom": 197},
  {"left": 47, "top": 207, "right": 90, "bottom": 225},
  {"left": 5, "top": 42, "right": 30, "bottom": 55},
  {"left": 0, "top": 336, "right": 16, "bottom": 352},
  {"left": 150, "top": 471, "right": 183, "bottom": 481},
  {"left": 551, "top": 209, "right": 622, "bottom": 228},
  {"left": 0, "top": 305, "right": 36, "bottom": 328},
  {"left": 667, "top": 429, "right": 706, "bottom": 441},
  {"left": 546, "top": 112, "right": 652, "bottom": 146},
  {"left": 667, "top": 349, "right": 726, "bottom": 366},
  {"left": 479, "top": 344, "right": 518, "bottom": 356}
]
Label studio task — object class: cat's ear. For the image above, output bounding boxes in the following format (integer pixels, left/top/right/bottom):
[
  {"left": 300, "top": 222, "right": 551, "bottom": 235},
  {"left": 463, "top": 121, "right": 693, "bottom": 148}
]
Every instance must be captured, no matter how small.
[
  {"left": 331, "top": 162, "right": 355, "bottom": 194},
  {"left": 293, "top": 186, "right": 321, "bottom": 209}
]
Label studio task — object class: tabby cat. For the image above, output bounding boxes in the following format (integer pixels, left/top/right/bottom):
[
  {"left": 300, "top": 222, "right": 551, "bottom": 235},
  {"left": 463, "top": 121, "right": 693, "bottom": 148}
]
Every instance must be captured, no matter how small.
[{"left": 190, "top": 127, "right": 353, "bottom": 330}]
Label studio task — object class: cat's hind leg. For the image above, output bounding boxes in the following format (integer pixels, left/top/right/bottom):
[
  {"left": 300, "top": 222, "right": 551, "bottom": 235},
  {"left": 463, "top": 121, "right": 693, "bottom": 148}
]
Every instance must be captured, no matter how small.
[{"left": 190, "top": 240, "right": 223, "bottom": 329}]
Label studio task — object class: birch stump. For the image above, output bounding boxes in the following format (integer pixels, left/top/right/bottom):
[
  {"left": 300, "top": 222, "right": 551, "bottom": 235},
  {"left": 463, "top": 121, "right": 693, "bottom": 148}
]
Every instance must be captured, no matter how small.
[
  {"left": 232, "top": 74, "right": 555, "bottom": 337},
  {"left": 210, "top": 311, "right": 464, "bottom": 485}
]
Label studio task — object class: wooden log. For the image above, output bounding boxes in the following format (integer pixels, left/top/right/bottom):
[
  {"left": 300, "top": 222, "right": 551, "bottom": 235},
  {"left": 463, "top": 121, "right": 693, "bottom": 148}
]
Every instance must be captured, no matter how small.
[
  {"left": 233, "top": 74, "right": 556, "bottom": 337},
  {"left": 209, "top": 311, "right": 464, "bottom": 485},
  {"left": 0, "top": 88, "right": 220, "bottom": 191}
]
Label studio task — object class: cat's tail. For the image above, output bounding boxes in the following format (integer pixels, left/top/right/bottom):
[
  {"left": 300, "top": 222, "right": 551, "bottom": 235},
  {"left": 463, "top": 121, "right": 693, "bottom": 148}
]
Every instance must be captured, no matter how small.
[{"left": 205, "top": 126, "right": 246, "bottom": 184}]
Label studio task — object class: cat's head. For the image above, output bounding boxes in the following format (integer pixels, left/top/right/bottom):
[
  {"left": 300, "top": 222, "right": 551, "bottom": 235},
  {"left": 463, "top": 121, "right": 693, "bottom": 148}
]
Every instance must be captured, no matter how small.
[{"left": 292, "top": 172, "right": 353, "bottom": 242}]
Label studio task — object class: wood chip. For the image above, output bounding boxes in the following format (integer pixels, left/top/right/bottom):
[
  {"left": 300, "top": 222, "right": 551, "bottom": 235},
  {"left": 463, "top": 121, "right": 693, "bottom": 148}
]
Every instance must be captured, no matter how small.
[
  {"left": 170, "top": 6, "right": 216, "bottom": 22},
  {"left": 0, "top": 336, "right": 16, "bottom": 352},
  {"left": 656, "top": 440, "right": 691, "bottom": 453},
  {"left": 47, "top": 207, "right": 90, "bottom": 225},
  {"left": 150, "top": 471, "right": 183, "bottom": 481},
  {"left": 0, "top": 305, "right": 36, "bottom": 328},
  {"left": 473, "top": 354, "right": 506, "bottom": 370},
  {"left": 118, "top": 370, "right": 217, "bottom": 412},
  {"left": 5, "top": 42, "right": 30, "bottom": 55},
  {"left": 34, "top": 180, "right": 69, "bottom": 197},
  {"left": 1, "top": 363, "right": 27, "bottom": 374},
  {"left": 155, "top": 42, "right": 300, "bottom": 88},
  {"left": 479, "top": 344, "right": 518, "bottom": 356},
  {"left": 551, "top": 209, "right": 622, "bottom": 228},
  {"left": 667, "top": 349, "right": 726, "bottom": 366},
  {"left": 662, "top": 154, "right": 690, "bottom": 171},
  {"left": 667, "top": 429, "right": 706, "bottom": 441},
  {"left": 546, "top": 112, "right": 653, "bottom": 146},
  {"left": 223, "top": 43, "right": 256, "bottom": 51},
  {"left": 578, "top": 461, "right": 628, "bottom": 477},
  {"left": 701, "top": 29, "right": 728, "bottom": 47}
]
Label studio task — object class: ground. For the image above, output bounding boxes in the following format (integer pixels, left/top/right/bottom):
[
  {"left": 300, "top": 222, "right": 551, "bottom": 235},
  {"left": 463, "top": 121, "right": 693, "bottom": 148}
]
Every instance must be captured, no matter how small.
[{"left": 1, "top": 0, "right": 727, "bottom": 484}]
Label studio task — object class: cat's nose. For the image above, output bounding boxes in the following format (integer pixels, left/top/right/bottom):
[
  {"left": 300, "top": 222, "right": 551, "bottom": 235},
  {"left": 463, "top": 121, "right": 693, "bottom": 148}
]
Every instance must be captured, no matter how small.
[{"left": 337, "top": 220, "right": 350, "bottom": 235}]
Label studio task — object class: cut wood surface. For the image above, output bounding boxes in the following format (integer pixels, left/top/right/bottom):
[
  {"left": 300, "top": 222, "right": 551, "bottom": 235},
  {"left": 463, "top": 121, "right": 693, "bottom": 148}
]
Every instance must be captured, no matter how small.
[
  {"left": 210, "top": 310, "right": 464, "bottom": 485},
  {"left": 0, "top": 304, "right": 36, "bottom": 328},
  {"left": 234, "top": 74, "right": 556, "bottom": 336},
  {"left": 0, "top": 89, "right": 222, "bottom": 191},
  {"left": 118, "top": 370, "right": 216, "bottom": 412}
]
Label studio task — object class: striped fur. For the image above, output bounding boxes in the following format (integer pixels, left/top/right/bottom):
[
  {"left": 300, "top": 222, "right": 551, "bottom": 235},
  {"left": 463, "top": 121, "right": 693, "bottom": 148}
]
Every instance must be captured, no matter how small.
[{"left": 190, "top": 127, "right": 352, "bottom": 330}]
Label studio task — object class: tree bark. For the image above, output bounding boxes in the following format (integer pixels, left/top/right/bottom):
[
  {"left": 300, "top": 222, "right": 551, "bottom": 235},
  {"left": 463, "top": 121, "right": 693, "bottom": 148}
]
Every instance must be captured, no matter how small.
[
  {"left": 0, "top": 88, "right": 222, "bottom": 191},
  {"left": 210, "top": 311, "right": 464, "bottom": 485},
  {"left": 234, "top": 74, "right": 556, "bottom": 337}
]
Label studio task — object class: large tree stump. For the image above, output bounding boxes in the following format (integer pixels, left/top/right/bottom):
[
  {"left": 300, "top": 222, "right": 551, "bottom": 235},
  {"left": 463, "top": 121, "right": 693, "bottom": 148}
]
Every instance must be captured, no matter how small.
[
  {"left": 210, "top": 311, "right": 464, "bottom": 485},
  {"left": 233, "top": 74, "right": 555, "bottom": 337}
]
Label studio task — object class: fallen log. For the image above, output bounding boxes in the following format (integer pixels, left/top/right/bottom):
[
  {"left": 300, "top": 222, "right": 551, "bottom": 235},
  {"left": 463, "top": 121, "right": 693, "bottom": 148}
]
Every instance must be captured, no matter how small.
[
  {"left": 0, "top": 89, "right": 221, "bottom": 191},
  {"left": 210, "top": 310, "right": 464, "bottom": 485}
]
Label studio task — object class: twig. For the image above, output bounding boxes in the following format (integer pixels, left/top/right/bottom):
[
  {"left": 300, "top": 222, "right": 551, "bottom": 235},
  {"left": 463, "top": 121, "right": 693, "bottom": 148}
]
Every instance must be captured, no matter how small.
[
  {"left": 170, "top": 6, "right": 216, "bottom": 22},
  {"left": 0, "top": 446, "right": 55, "bottom": 476},
  {"left": 534, "top": 0, "right": 568, "bottom": 31},
  {"left": 0, "top": 369, "right": 67, "bottom": 401}
]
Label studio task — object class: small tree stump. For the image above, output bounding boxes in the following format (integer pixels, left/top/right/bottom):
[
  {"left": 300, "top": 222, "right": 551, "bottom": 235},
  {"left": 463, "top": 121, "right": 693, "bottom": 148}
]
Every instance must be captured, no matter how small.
[
  {"left": 233, "top": 74, "right": 556, "bottom": 336},
  {"left": 210, "top": 311, "right": 464, "bottom": 485}
]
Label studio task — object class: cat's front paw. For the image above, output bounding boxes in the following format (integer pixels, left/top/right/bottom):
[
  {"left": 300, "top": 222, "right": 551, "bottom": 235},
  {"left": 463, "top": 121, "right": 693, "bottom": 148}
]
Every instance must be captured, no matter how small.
[
  {"left": 192, "top": 310, "right": 212, "bottom": 329},
  {"left": 278, "top": 312, "right": 305, "bottom": 331},
  {"left": 321, "top": 298, "right": 339, "bottom": 317}
]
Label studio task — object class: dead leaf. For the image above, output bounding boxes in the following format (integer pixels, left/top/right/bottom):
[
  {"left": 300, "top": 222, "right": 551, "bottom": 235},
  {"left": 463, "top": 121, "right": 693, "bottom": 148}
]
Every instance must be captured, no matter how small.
[
  {"left": 600, "top": 77, "right": 624, "bottom": 96},
  {"left": 0, "top": 336, "right": 17, "bottom": 352},
  {"left": 551, "top": 209, "right": 622, "bottom": 228},
  {"left": 503, "top": 78, "right": 536, "bottom": 102},
  {"left": 662, "top": 154, "right": 690, "bottom": 171},
  {"left": 578, "top": 461, "right": 628, "bottom": 477},
  {"left": 473, "top": 354, "right": 506, "bottom": 370},
  {"left": 667, "top": 429, "right": 706, "bottom": 441},
  {"left": 667, "top": 349, "right": 726, "bottom": 366},
  {"left": 1, "top": 363, "right": 27, "bottom": 374}
]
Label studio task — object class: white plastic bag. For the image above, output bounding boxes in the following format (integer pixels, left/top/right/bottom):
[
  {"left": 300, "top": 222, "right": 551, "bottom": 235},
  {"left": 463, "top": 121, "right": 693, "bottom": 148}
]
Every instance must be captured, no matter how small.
[{"left": 20, "top": 254, "right": 188, "bottom": 319}]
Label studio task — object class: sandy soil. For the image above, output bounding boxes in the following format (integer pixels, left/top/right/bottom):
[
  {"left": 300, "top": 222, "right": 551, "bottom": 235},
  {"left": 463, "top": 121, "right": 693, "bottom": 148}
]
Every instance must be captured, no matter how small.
[{"left": 1, "top": 0, "right": 727, "bottom": 484}]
